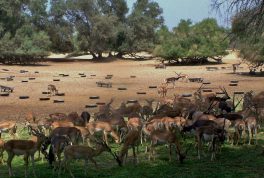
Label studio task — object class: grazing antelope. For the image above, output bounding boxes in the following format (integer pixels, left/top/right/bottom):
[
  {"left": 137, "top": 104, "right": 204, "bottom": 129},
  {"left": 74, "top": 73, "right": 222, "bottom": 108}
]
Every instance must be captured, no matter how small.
[
  {"left": 158, "top": 83, "right": 168, "bottom": 97},
  {"left": 119, "top": 130, "right": 141, "bottom": 165},
  {"left": 60, "top": 141, "right": 121, "bottom": 178},
  {"left": 244, "top": 116, "right": 258, "bottom": 145},
  {"left": 4, "top": 126, "right": 48, "bottom": 177},
  {"left": 148, "top": 127, "right": 187, "bottom": 163},
  {"left": 0, "top": 121, "right": 17, "bottom": 139},
  {"left": 196, "top": 125, "right": 226, "bottom": 161},
  {"left": 47, "top": 135, "right": 72, "bottom": 171},
  {"left": 48, "top": 84, "right": 58, "bottom": 96},
  {"left": 87, "top": 121, "right": 120, "bottom": 145}
]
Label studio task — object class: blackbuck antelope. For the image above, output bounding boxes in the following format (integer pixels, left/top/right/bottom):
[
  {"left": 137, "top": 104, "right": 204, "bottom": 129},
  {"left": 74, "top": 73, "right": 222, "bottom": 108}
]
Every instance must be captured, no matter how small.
[
  {"left": 196, "top": 125, "right": 226, "bottom": 161},
  {"left": 60, "top": 141, "right": 121, "bottom": 178},
  {"left": 4, "top": 126, "right": 48, "bottom": 177},
  {"left": 48, "top": 84, "right": 58, "bottom": 96},
  {"left": 87, "top": 121, "right": 120, "bottom": 145},
  {"left": 164, "top": 72, "right": 188, "bottom": 88},
  {"left": 0, "top": 121, "right": 17, "bottom": 139},
  {"left": 148, "top": 127, "right": 187, "bottom": 163},
  {"left": 47, "top": 135, "right": 72, "bottom": 170},
  {"left": 118, "top": 130, "right": 141, "bottom": 165}
]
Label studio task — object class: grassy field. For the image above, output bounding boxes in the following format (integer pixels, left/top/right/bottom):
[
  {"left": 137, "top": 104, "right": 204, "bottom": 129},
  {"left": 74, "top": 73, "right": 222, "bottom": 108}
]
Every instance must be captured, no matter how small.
[{"left": 0, "top": 126, "right": 264, "bottom": 178}]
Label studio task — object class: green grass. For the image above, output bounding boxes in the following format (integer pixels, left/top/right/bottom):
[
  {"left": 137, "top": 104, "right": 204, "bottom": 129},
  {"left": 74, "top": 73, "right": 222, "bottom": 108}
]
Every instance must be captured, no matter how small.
[{"left": 1, "top": 127, "right": 264, "bottom": 178}]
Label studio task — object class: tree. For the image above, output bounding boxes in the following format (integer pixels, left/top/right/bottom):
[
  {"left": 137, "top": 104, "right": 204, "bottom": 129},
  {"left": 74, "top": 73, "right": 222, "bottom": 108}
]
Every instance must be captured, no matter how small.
[
  {"left": 0, "top": 0, "right": 51, "bottom": 64},
  {"left": 212, "top": 0, "right": 264, "bottom": 71},
  {"left": 154, "top": 18, "right": 228, "bottom": 64}
]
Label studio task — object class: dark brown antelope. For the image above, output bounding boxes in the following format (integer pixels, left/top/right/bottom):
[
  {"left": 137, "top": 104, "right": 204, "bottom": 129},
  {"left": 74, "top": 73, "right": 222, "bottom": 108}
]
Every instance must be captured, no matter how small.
[
  {"left": 196, "top": 125, "right": 226, "bottom": 161},
  {"left": 118, "top": 129, "right": 141, "bottom": 165}
]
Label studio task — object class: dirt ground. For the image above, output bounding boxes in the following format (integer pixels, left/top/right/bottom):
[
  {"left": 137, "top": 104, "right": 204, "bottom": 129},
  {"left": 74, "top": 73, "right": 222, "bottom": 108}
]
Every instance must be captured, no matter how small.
[{"left": 0, "top": 52, "right": 263, "bottom": 121}]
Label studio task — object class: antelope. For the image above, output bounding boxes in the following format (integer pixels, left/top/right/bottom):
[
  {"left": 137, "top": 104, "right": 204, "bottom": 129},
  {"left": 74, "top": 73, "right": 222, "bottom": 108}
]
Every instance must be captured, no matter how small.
[
  {"left": 4, "top": 126, "right": 48, "bottom": 177},
  {"left": 0, "top": 121, "right": 17, "bottom": 139},
  {"left": 47, "top": 135, "right": 72, "bottom": 171},
  {"left": 114, "top": 101, "right": 142, "bottom": 118},
  {"left": 127, "top": 117, "right": 143, "bottom": 144},
  {"left": 49, "top": 127, "right": 82, "bottom": 145},
  {"left": 118, "top": 130, "right": 141, "bottom": 165},
  {"left": 48, "top": 84, "right": 58, "bottom": 96},
  {"left": 196, "top": 125, "right": 226, "bottom": 161},
  {"left": 148, "top": 127, "right": 187, "bottom": 163},
  {"left": 87, "top": 121, "right": 120, "bottom": 145},
  {"left": 74, "top": 126, "right": 92, "bottom": 145},
  {"left": 158, "top": 83, "right": 168, "bottom": 97},
  {"left": 51, "top": 121, "right": 74, "bottom": 129},
  {"left": 0, "top": 138, "right": 4, "bottom": 164},
  {"left": 127, "top": 117, "right": 143, "bottom": 131},
  {"left": 49, "top": 113, "right": 67, "bottom": 121},
  {"left": 164, "top": 72, "right": 188, "bottom": 88},
  {"left": 60, "top": 141, "right": 121, "bottom": 178},
  {"left": 140, "top": 99, "right": 154, "bottom": 120},
  {"left": 233, "top": 119, "right": 246, "bottom": 145},
  {"left": 244, "top": 116, "right": 258, "bottom": 145},
  {"left": 94, "top": 98, "right": 114, "bottom": 120}
]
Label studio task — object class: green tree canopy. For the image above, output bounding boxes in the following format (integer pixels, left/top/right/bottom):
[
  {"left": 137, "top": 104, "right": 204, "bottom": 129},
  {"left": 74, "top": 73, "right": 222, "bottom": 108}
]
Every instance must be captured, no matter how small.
[{"left": 154, "top": 18, "right": 228, "bottom": 64}]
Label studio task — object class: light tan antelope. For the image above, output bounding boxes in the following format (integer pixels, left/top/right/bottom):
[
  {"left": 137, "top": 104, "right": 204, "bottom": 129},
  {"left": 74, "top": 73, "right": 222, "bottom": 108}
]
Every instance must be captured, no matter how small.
[
  {"left": 158, "top": 83, "right": 168, "bottom": 97},
  {"left": 245, "top": 116, "right": 258, "bottom": 145},
  {"left": 87, "top": 121, "right": 120, "bottom": 145},
  {"left": 0, "top": 121, "right": 17, "bottom": 139},
  {"left": 233, "top": 119, "right": 246, "bottom": 145},
  {"left": 4, "top": 126, "right": 48, "bottom": 177}
]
